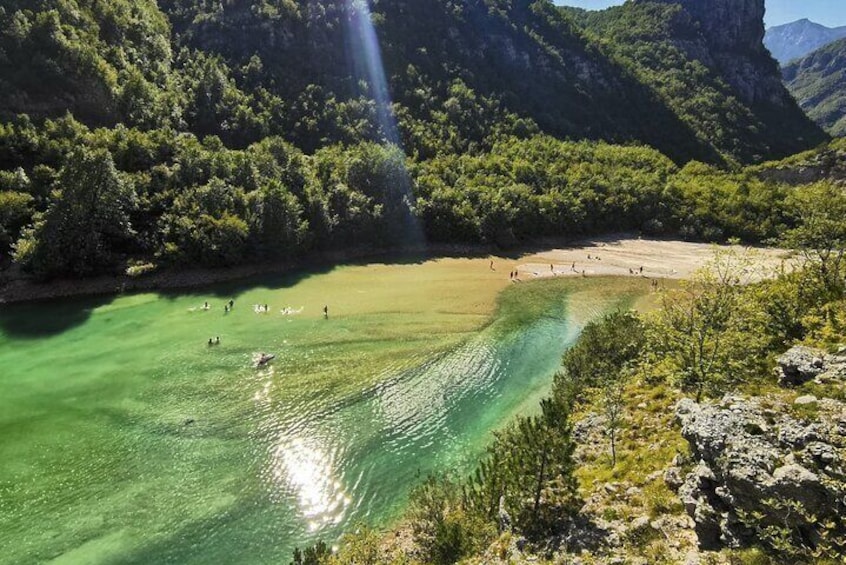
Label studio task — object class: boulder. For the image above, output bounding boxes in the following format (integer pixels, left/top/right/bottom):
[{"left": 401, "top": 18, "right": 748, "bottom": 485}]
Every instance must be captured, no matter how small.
[
  {"left": 674, "top": 396, "right": 846, "bottom": 550},
  {"left": 776, "top": 346, "right": 827, "bottom": 386}
]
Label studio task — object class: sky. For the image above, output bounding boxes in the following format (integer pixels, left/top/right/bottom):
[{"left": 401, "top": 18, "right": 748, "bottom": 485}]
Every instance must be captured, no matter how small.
[{"left": 553, "top": 0, "right": 846, "bottom": 28}]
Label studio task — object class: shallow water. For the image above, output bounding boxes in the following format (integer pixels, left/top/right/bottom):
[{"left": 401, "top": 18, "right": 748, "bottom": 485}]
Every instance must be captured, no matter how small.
[{"left": 0, "top": 257, "right": 649, "bottom": 564}]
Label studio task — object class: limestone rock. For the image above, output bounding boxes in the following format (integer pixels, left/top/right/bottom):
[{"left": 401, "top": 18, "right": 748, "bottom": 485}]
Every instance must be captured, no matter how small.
[
  {"left": 776, "top": 346, "right": 828, "bottom": 386},
  {"left": 674, "top": 396, "right": 846, "bottom": 550},
  {"left": 794, "top": 395, "right": 818, "bottom": 406}
]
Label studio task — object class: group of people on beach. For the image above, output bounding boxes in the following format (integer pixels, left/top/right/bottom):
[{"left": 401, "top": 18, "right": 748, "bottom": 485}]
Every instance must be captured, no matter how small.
[{"left": 502, "top": 256, "right": 665, "bottom": 282}]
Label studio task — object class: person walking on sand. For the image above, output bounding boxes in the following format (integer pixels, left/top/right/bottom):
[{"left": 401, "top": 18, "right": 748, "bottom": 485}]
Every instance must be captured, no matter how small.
[
  {"left": 490, "top": 260, "right": 495, "bottom": 271},
  {"left": 323, "top": 305, "right": 329, "bottom": 319},
  {"left": 571, "top": 262, "right": 576, "bottom": 272}
]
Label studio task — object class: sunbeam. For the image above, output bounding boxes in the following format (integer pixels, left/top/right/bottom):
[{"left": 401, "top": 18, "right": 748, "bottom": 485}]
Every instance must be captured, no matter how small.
[{"left": 344, "top": 0, "right": 425, "bottom": 247}]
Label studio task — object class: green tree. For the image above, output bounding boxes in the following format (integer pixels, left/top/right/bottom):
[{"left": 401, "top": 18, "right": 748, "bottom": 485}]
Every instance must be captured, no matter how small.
[
  {"left": 14, "top": 147, "right": 135, "bottom": 277},
  {"left": 783, "top": 182, "right": 846, "bottom": 296},
  {"left": 408, "top": 476, "right": 492, "bottom": 565},
  {"left": 559, "top": 311, "right": 645, "bottom": 393},
  {"left": 648, "top": 251, "right": 766, "bottom": 400},
  {"left": 248, "top": 180, "right": 308, "bottom": 258},
  {"left": 557, "top": 311, "right": 643, "bottom": 467},
  {"left": 467, "top": 398, "right": 581, "bottom": 539},
  {"left": 0, "top": 189, "right": 34, "bottom": 253},
  {"left": 290, "top": 540, "right": 330, "bottom": 565}
]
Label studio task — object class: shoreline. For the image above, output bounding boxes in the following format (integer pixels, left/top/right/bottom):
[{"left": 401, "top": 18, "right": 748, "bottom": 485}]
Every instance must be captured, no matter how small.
[
  {"left": 0, "top": 243, "right": 500, "bottom": 305},
  {"left": 0, "top": 235, "right": 792, "bottom": 305}
]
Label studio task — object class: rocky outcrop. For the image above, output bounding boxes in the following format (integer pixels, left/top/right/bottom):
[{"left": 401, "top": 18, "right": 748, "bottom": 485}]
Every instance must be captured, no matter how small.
[
  {"left": 775, "top": 345, "right": 846, "bottom": 387},
  {"left": 668, "top": 0, "right": 766, "bottom": 52},
  {"left": 669, "top": 396, "right": 846, "bottom": 550},
  {"left": 647, "top": 0, "right": 791, "bottom": 107}
]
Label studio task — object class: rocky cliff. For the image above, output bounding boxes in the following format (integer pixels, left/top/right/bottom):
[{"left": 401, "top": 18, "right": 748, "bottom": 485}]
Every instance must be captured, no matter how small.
[{"left": 647, "top": 0, "right": 795, "bottom": 107}]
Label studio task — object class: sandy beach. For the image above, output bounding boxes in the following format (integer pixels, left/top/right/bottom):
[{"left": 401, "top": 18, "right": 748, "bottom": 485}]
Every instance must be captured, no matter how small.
[
  {"left": 513, "top": 237, "right": 793, "bottom": 282},
  {"left": 0, "top": 237, "right": 794, "bottom": 304}
]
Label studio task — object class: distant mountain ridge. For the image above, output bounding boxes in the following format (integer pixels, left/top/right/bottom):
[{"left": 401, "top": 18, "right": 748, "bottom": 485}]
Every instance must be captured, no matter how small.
[
  {"left": 765, "top": 18, "right": 846, "bottom": 64},
  {"left": 783, "top": 37, "right": 846, "bottom": 136}
]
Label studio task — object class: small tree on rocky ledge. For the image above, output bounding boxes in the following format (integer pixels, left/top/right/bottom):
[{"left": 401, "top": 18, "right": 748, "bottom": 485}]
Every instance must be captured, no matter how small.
[
  {"left": 601, "top": 372, "right": 626, "bottom": 468},
  {"left": 558, "top": 311, "right": 644, "bottom": 467}
]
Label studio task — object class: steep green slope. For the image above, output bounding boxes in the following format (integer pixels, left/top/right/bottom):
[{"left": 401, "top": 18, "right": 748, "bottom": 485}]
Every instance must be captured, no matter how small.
[
  {"left": 565, "top": 0, "right": 827, "bottom": 164},
  {"left": 0, "top": 0, "right": 832, "bottom": 280},
  {"left": 0, "top": 0, "right": 174, "bottom": 127},
  {"left": 1, "top": 0, "right": 826, "bottom": 164},
  {"left": 783, "top": 37, "right": 846, "bottom": 137}
]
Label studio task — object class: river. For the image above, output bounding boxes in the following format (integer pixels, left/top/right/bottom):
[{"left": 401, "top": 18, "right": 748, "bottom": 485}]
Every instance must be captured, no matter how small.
[{"left": 0, "top": 256, "right": 651, "bottom": 564}]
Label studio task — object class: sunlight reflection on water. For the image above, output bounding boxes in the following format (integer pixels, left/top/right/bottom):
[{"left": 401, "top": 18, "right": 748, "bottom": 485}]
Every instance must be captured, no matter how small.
[{"left": 270, "top": 438, "right": 351, "bottom": 532}]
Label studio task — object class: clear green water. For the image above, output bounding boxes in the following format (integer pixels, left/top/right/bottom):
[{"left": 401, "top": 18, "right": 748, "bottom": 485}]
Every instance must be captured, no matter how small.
[{"left": 0, "top": 257, "right": 647, "bottom": 564}]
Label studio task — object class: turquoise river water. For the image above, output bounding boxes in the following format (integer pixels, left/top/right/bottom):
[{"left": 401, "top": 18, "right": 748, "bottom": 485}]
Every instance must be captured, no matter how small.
[{"left": 0, "top": 257, "right": 648, "bottom": 564}]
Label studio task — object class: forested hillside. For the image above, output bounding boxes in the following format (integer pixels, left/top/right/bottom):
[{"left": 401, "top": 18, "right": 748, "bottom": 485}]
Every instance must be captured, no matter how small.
[
  {"left": 784, "top": 37, "right": 846, "bottom": 137},
  {"left": 0, "top": 0, "right": 829, "bottom": 280}
]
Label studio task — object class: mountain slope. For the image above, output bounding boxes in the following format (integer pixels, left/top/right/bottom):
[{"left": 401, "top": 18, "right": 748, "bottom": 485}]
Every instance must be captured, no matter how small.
[
  {"left": 0, "top": 0, "right": 173, "bottom": 127},
  {"left": 566, "top": 0, "right": 827, "bottom": 163},
  {"left": 1, "top": 0, "right": 827, "bottom": 165},
  {"left": 765, "top": 18, "right": 846, "bottom": 65},
  {"left": 783, "top": 37, "right": 846, "bottom": 137}
]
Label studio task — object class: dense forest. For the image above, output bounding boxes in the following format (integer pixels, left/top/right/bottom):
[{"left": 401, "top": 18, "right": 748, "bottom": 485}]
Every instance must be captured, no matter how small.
[{"left": 0, "top": 0, "right": 831, "bottom": 280}]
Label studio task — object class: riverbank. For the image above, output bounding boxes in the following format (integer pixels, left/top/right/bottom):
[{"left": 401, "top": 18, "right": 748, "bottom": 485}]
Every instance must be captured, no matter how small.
[
  {"left": 515, "top": 237, "right": 792, "bottom": 281},
  {"left": 0, "top": 236, "right": 792, "bottom": 304}
]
